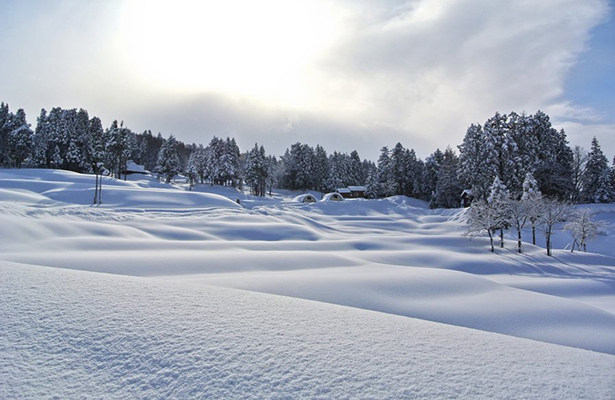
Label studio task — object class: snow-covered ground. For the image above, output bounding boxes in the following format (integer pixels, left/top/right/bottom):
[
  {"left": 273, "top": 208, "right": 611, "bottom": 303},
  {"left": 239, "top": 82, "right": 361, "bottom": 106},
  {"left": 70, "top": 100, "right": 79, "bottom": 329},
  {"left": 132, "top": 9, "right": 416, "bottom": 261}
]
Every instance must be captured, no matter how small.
[{"left": 1, "top": 169, "right": 615, "bottom": 397}]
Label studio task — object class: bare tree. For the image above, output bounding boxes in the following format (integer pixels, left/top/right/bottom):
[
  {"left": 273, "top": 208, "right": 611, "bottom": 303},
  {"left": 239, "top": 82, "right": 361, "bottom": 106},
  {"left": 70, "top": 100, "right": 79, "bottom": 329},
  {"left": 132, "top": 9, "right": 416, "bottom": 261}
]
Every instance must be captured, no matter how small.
[
  {"left": 565, "top": 208, "right": 605, "bottom": 252},
  {"left": 509, "top": 199, "right": 528, "bottom": 253},
  {"left": 571, "top": 146, "right": 587, "bottom": 204},
  {"left": 539, "top": 198, "right": 571, "bottom": 256},
  {"left": 466, "top": 199, "right": 497, "bottom": 253}
]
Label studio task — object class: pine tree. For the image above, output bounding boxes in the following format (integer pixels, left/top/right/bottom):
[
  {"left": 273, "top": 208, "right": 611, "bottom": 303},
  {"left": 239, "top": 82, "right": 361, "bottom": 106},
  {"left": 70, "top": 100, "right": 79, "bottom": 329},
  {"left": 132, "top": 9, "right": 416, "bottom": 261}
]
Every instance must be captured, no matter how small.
[
  {"left": 434, "top": 147, "right": 461, "bottom": 208},
  {"left": 582, "top": 137, "right": 610, "bottom": 203},
  {"left": 313, "top": 145, "right": 329, "bottom": 193},
  {"left": 156, "top": 135, "right": 181, "bottom": 183},
  {"left": 594, "top": 168, "right": 614, "bottom": 203},
  {"left": 377, "top": 146, "right": 395, "bottom": 197},
  {"left": 8, "top": 108, "right": 33, "bottom": 168}
]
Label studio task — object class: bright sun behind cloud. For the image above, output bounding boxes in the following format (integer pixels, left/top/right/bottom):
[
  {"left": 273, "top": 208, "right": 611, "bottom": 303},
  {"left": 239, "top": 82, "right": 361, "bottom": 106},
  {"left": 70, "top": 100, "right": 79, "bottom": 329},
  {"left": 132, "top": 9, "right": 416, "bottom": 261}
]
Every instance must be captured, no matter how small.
[{"left": 118, "top": 0, "right": 343, "bottom": 109}]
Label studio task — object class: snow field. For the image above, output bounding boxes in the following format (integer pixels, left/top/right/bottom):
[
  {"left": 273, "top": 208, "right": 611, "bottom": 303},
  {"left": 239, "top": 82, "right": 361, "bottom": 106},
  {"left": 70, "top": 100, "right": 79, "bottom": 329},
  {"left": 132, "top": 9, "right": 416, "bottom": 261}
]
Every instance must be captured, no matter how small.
[
  {"left": 1, "top": 168, "right": 615, "bottom": 397},
  {"left": 2, "top": 261, "right": 615, "bottom": 399}
]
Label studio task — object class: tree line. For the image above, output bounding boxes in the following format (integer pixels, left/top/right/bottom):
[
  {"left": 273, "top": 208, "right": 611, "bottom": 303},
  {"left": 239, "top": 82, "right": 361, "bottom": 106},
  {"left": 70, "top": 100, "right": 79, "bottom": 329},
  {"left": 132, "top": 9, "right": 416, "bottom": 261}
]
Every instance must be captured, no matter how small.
[{"left": 1, "top": 101, "right": 614, "bottom": 206}]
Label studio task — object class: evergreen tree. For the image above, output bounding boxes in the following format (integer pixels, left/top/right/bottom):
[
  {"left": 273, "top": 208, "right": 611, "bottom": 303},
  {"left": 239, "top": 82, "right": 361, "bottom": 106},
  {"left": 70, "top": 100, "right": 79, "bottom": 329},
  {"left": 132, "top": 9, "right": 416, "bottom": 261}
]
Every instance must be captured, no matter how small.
[
  {"left": 377, "top": 146, "right": 395, "bottom": 197},
  {"left": 348, "top": 150, "right": 363, "bottom": 186},
  {"left": 8, "top": 108, "right": 33, "bottom": 168},
  {"left": 312, "top": 145, "right": 329, "bottom": 193},
  {"left": 582, "top": 137, "right": 610, "bottom": 203},
  {"left": 156, "top": 135, "right": 181, "bottom": 183},
  {"left": 434, "top": 147, "right": 461, "bottom": 208},
  {"left": 458, "top": 123, "right": 489, "bottom": 199}
]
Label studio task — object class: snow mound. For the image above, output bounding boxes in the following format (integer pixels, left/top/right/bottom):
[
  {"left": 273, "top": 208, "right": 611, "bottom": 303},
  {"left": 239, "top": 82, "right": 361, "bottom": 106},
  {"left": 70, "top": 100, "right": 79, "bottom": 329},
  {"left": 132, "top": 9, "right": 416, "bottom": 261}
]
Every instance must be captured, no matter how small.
[
  {"left": 2, "top": 261, "right": 614, "bottom": 399},
  {"left": 0, "top": 169, "right": 241, "bottom": 210}
]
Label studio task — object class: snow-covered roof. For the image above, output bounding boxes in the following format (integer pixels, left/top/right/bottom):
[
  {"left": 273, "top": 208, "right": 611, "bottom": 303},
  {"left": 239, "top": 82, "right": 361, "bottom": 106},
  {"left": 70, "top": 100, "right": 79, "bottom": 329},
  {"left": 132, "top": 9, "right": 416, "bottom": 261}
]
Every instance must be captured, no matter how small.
[
  {"left": 293, "top": 194, "right": 317, "bottom": 203},
  {"left": 461, "top": 189, "right": 473, "bottom": 197},
  {"left": 125, "top": 160, "right": 150, "bottom": 174},
  {"left": 348, "top": 186, "right": 366, "bottom": 192},
  {"left": 322, "top": 193, "right": 344, "bottom": 202},
  {"left": 336, "top": 188, "right": 351, "bottom": 194}
]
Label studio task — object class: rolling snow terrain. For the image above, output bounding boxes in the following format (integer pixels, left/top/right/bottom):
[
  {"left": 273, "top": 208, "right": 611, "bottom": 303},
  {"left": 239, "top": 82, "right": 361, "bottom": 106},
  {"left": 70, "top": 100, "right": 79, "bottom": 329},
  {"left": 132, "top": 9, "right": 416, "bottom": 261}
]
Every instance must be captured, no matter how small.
[{"left": 1, "top": 169, "right": 615, "bottom": 398}]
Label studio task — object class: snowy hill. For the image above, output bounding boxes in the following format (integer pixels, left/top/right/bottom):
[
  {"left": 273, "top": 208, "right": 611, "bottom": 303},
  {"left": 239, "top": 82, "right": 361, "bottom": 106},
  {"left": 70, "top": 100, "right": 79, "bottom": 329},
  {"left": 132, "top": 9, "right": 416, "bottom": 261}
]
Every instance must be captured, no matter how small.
[
  {"left": 1, "top": 169, "right": 615, "bottom": 397},
  {"left": 2, "top": 261, "right": 614, "bottom": 399}
]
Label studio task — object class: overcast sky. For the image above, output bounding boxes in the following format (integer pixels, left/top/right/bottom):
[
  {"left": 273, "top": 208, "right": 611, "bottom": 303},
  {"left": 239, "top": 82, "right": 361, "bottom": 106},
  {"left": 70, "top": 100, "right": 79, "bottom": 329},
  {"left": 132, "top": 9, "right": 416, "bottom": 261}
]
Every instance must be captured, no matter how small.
[{"left": 1, "top": 0, "right": 613, "bottom": 160}]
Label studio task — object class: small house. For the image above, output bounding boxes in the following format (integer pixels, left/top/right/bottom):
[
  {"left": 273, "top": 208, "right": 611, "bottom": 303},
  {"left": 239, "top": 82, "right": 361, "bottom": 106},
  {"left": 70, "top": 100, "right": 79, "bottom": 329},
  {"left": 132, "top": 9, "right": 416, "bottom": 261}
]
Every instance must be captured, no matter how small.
[
  {"left": 321, "top": 192, "right": 344, "bottom": 202},
  {"left": 347, "top": 186, "right": 366, "bottom": 198},
  {"left": 460, "top": 189, "right": 473, "bottom": 208},
  {"left": 336, "top": 188, "right": 352, "bottom": 198},
  {"left": 293, "top": 194, "right": 317, "bottom": 203},
  {"left": 124, "top": 160, "right": 150, "bottom": 175}
]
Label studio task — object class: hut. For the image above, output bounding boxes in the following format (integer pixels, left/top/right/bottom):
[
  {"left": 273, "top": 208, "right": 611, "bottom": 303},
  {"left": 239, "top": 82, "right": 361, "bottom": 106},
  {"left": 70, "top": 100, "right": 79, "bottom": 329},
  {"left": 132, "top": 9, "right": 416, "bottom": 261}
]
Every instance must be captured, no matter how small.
[
  {"left": 347, "top": 186, "right": 366, "bottom": 198},
  {"left": 124, "top": 160, "right": 150, "bottom": 176},
  {"left": 293, "top": 194, "right": 317, "bottom": 203},
  {"left": 321, "top": 192, "right": 344, "bottom": 202},
  {"left": 460, "top": 189, "right": 473, "bottom": 208},
  {"left": 336, "top": 188, "right": 352, "bottom": 199}
]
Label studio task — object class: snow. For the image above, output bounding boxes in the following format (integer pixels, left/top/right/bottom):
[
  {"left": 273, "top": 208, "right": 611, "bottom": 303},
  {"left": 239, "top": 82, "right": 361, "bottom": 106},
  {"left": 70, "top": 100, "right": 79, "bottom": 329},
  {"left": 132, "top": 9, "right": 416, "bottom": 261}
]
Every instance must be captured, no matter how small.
[
  {"left": 124, "top": 160, "right": 149, "bottom": 174},
  {"left": 2, "top": 261, "right": 615, "bottom": 399},
  {"left": 292, "top": 193, "right": 317, "bottom": 203},
  {"left": 321, "top": 192, "right": 344, "bottom": 201},
  {"left": 2, "top": 169, "right": 615, "bottom": 397}
]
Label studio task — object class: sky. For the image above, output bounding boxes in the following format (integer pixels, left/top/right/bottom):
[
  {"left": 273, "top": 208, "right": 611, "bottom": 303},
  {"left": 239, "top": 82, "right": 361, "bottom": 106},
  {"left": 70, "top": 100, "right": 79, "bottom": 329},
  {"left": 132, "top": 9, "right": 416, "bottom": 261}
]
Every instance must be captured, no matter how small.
[{"left": 0, "top": 0, "right": 614, "bottom": 161}]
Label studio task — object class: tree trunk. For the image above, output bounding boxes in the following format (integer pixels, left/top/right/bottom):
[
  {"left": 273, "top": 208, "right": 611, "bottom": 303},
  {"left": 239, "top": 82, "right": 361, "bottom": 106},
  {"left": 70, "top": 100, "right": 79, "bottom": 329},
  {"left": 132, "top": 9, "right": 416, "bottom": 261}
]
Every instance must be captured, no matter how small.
[
  {"left": 500, "top": 228, "right": 504, "bottom": 248},
  {"left": 546, "top": 227, "right": 551, "bottom": 256},
  {"left": 532, "top": 224, "right": 536, "bottom": 245},
  {"left": 517, "top": 230, "right": 522, "bottom": 253},
  {"left": 488, "top": 229, "right": 494, "bottom": 253},
  {"left": 93, "top": 173, "right": 99, "bottom": 204}
]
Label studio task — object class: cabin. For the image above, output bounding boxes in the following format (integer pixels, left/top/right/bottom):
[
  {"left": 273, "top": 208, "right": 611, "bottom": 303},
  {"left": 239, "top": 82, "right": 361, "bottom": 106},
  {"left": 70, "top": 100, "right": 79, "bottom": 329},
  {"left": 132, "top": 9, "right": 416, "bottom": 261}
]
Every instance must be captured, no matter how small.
[
  {"left": 347, "top": 186, "right": 366, "bottom": 198},
  {"left": 460, "top": 189, "right": 473, "bottom": 208},
  {"left": 336, "top": 186, "right": 366, "bottom": 199},
  {"left": 124, "top": 160, "right": 150, "bottom": 175},
  {"left": 321, "top": 192, "right": 344, "bottom": 202},
  {"left": 293, "top": 194, "right": 317, "bottom": 203},
  {"left": 335, "top": 188, "right": 352, "bottom": 198}
]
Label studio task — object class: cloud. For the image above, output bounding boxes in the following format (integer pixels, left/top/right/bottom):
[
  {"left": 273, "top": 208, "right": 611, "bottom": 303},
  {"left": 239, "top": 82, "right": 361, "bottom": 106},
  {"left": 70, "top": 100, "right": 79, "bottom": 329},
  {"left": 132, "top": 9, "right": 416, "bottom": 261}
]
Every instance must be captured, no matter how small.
[{"left": 0, "top": 0, "right": 611, "bottom": 160}]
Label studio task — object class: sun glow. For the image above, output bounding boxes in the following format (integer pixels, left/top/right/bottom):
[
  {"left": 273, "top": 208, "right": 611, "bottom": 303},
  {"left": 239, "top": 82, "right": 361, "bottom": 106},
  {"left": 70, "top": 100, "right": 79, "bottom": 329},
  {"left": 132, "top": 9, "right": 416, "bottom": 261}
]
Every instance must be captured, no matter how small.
[{"left": 118, "top": 0, "right": 342, "bottom": 108}]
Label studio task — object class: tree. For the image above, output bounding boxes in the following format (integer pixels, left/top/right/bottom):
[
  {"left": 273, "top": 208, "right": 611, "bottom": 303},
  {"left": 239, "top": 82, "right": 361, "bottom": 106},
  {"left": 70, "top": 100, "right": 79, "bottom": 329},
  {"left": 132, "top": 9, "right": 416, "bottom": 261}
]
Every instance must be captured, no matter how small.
[
  {"left": 508, "top": 199, "right": 528, "bottom": 253},
  {"left": 521, "top": 173, "right": 542, "bottom": 245},
  {"left": 570, "top": 146, "right": 587, "bottom": 204},
  {"left": 8, "top": 109, "right": 33, "bottom": 168},
  {"left": 539, "top": 198, "right": 570, "bottom": 256},
  {"left": 434, "top": 147, "right": 461, "bottom": 208},
  {"left": 466, "top": 199, "right": 497, "bottom": 253},
  {"left": 581, "top": 137, "right": 609, "bottom": 203},
  {"left": 156, "top": 135, "right": 181, "bottom": 183},
  {"left": 565, "top": 208, "right": 604, "bottom": 252},
  {"left": 487, "top": 176, "right": 511, "bottom": 248}
]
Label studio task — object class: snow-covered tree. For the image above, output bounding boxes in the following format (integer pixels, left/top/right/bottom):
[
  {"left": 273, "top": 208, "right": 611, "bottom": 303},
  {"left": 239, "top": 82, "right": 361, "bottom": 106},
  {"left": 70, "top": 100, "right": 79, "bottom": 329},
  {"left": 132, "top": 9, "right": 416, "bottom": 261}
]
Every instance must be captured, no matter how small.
[
  {"left": 487, "top": 176, "right": 511, "bottom": 248},
  {"left": 8, "top": 108, "right": 33, "bottom": 168},
  {"left": 539, "top": 198, "right": 570, "bottom": 256},
  {"left": 570, "top": 146, "right": 587, "bottom": 204},
  {"left": 565, "top": 208, "right": 605, "bottom": 252},
  {"left": 434, "top": 147, "right": 461, "bottom": 208},
  {"left": 521, "top": 172, "right": 542, "bottom": 245},
  {"left": 156, "top": 135, "right": 181, "bottom": 183},
  {"left": 466, "top": 199, "right": 497, "bottom": 253},
  {"left": 508, "top": 198, "right": 528, "bottom": 253},
  {"left": 582, "top": 137, "right": 609, "bottom": 203}
]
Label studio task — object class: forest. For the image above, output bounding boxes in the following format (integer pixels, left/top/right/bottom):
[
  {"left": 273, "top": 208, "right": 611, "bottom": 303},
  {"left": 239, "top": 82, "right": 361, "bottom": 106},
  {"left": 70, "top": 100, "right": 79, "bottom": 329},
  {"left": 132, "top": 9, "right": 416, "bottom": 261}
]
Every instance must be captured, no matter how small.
[{"left": 0, "top": 102, "right": 614, "bottom": 208}]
